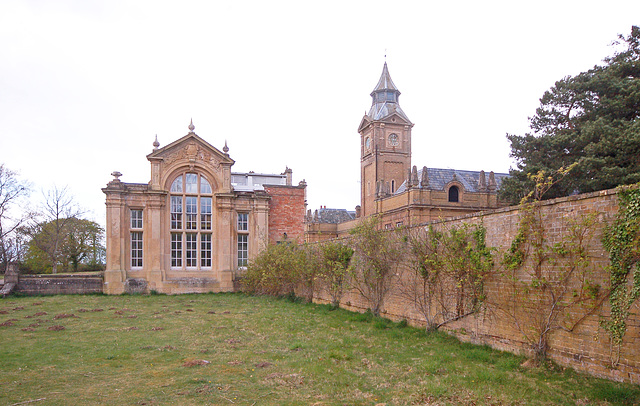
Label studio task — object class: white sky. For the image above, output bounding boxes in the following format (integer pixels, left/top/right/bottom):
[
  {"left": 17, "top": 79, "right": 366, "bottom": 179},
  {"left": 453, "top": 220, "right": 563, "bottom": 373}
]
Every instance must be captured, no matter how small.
[{"left": 1, "top": 0, "right": 639, "bottom": 227}]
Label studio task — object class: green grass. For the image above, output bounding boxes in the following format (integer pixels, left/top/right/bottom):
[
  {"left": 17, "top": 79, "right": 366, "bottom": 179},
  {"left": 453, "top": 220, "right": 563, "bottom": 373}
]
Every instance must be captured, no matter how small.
[{"left": 0, "top": 293, "right": 638, "bottom": 405}]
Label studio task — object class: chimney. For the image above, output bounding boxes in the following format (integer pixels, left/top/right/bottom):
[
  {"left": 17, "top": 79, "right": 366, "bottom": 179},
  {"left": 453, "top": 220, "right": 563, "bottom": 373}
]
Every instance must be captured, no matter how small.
[
  {"left": 420, "top": 166, "right": 429, "bottom": 188},
  {"left": 478, "top": 170, "right": 487, "bottom": 191},
  {"left": 411, "top": 165, "right": 419, "bottom": 187},
  {"left": 283, "top": 167, "right": 293, "bottom": 186},
  {"left": 488, "top": 171, "right": 497, "bottom": 192}
]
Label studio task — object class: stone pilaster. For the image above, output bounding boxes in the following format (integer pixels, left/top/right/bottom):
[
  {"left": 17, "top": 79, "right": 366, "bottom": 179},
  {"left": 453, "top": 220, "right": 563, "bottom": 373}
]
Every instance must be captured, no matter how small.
[
  {"left": 102, "top": 177, "right": 126, "bottom": 294},
  {"left": 146, "top": 191, "right": 166, "bottom": 291},
  {"left": 215, "top": 194, "right": 235, "bottom": 275}
]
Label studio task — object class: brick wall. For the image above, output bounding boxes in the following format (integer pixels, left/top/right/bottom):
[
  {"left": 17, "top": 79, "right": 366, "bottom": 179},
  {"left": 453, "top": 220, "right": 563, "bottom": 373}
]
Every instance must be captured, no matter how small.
[
  {"left": 264, "top": 185, "right": 306, "bottom": 244},
  {"left": 314, "top": 188, "right": 640, "bottom": 384}
]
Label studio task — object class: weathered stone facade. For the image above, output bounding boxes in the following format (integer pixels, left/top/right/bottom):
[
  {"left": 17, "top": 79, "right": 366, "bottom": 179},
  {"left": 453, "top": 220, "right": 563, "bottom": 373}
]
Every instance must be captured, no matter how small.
[{"left": 103, "top": 123, "right": 306, "bottom": 294}]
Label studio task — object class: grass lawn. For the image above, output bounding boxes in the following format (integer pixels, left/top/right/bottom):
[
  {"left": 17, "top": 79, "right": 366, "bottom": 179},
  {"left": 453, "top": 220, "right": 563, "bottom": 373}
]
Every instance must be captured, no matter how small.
[{"left": 0, "top": 293, "right": 638, "bottom": 405}]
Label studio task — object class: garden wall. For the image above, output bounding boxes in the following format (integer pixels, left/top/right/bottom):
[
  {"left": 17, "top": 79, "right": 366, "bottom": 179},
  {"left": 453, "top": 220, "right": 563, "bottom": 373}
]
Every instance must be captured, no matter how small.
[
  {"left": 314, "top": 188, "right": 640, "bottom": 384},
  {"left": 14, "top": 274, "right": 104, "bottom": 296}
]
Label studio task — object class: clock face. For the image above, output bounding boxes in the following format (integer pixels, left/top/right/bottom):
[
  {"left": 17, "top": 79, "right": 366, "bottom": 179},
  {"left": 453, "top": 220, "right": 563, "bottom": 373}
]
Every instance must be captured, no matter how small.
[
  {"left": 389, "top": 133, "right": 399, "bottom": 147},
  {"left": 365, "top": 137, "right": 371, "bottom": 150}
]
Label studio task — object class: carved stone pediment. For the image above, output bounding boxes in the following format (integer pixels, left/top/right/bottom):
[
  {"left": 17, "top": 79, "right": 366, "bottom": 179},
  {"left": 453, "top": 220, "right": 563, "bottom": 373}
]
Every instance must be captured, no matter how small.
[
  {"left": 148, "top": 133, "right": 235, "bottom": 170},
  {"left": 358, "top": 115, "right": 372, "bottom": 132},
  {"left": 165, "top": 141, "right": 222, "bottom": 173}
]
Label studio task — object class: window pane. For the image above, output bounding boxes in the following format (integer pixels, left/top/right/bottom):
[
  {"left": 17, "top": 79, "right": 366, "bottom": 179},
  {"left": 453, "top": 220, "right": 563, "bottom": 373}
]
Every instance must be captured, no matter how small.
[
  {"left": 171, "top": 233, "right": 182, "bottom": 267},
  {"left": 171, "top": 176, "right": 183, "bottom": 193},
  {"left": 186, "top": 233, "right": 197, "bottom": 267},
  {"left": 237, "top": 234, "right": 248, "bottom": 267},
  {"left": 131, "top": 210, "right": 143, "bottom": 229},
  {"left": 185, "top": 173, "right": 198, "bottom": 194},
  {"left": 131, "top": 231, "right": 143, "bottom": 268},
  {"left": 237, "top": 213, "right": 248, "bottom": 231},
  {"left": 186, "top": 196, "right": 197, "bottom": 230},
  {"left": 201, "top": 233, "right": 211, "bottom": 267},
  {"left": 201, "top": 197, "right": 212, "bottom": 230},
  {"left": 170, "top": 196, "right": 182, "bottom": 229},
  {"left": 201, "top": 177, "right": 212, "bottom": 194}
]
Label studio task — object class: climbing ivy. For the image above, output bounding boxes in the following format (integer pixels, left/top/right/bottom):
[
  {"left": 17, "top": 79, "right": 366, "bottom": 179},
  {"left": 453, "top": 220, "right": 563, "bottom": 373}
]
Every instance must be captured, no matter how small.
[
  {"left": 601, "top": 184, "right": 640, "bottom": 366},
  {"left": 497, "top": 165, "right": 604, "bottom": 361}
]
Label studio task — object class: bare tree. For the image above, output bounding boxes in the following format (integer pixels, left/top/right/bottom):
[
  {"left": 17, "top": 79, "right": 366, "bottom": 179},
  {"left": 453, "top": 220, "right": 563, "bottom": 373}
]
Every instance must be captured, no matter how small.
[
  {"left": 349, "top": 216, "right": 402, "bottom": 316},
  {"left": 0, "top": 164, "right": 31, "bottom": 272},
  {"left": 317, "top": 240, "right": 354, "bottom": 307},
  {"left": 398, "top": 226, "right": 442, "bottom": 331},
  {"left": 399, "top": 223, "right": 494, "bottom": 332},
  {"left": 25, "top": 186, "right": 83, "bottom": 274}
]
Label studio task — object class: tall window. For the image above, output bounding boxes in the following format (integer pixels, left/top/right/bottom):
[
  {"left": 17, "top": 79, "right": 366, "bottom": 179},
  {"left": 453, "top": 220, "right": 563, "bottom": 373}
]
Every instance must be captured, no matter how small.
[
  {"left": 237, "top": 213, "right": 249, "bottom": 267},
  {"left": 171, "top": 233, "right": 182, "bottom": 267},
  {"left": 201, "top": 234, "right": 212, "bottom": 267},
  {"left": 131, "top": 232, "right": 143, "bottom": 268},
  {"left": 170, "top": 173, "right": 213, "bottom": 269},
  {"left": 130, "top": 209, "right": 143, "bottom": 268}
]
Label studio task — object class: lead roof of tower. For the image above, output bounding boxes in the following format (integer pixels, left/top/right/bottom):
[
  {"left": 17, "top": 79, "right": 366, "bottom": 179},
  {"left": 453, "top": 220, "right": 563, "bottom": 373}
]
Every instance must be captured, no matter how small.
[
  {"left": 371, "top": 62, "right": 400, "bottom": 94},
  {"left": 367, "top": 62, "right": 412, "bottom": 123}
]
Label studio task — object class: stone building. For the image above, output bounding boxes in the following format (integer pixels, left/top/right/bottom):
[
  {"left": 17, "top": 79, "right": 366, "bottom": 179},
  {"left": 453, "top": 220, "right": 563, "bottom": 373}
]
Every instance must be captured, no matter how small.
[
  {"left": 103, "top": 121, "right": 306, "bottom": 294},
  {"left": 305, "top": 63, "right": 508, "bottom": 240}
]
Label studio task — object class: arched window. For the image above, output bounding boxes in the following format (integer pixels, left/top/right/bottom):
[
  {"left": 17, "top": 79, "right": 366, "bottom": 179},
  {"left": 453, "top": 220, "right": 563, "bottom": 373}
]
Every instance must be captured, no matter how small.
[
  {"left": 448, "top": 186, "right": 459, "bottom": 202},
  {"left": 170, "top": 173, "right": 213, "bottom": 270}
]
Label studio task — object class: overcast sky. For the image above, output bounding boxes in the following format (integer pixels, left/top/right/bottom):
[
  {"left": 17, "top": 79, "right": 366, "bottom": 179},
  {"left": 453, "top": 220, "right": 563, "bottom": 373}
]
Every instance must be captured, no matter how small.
[{"left": 1, "top": 0, "right": 639, "bottom": 226}]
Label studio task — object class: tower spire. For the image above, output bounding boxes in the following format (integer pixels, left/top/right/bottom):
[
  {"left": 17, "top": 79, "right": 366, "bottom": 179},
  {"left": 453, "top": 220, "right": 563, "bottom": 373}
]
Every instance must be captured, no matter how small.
[{"left": 367, "top": 63, "right": 411, "bottom": 123}]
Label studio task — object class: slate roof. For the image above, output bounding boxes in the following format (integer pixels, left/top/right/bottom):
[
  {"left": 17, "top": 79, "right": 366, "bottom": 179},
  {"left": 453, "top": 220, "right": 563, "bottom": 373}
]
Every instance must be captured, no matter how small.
[
  {"left": 395, "top": 168, "right": 509, "bottom": 194},
  {"left": 367, "top": 102, "right": 411, "bottom": 122},
  {"left": 313, "top": 208, "right": 356, "bottom": 224}
]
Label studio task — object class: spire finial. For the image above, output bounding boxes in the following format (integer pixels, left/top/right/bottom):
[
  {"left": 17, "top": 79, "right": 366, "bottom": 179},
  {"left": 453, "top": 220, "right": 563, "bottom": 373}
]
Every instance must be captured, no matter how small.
[
  {"left": 223, "top": 140, "right": 229, "bottom": 154},
  {"left": 188, "top": 118, "right": 195, "bottom": 133},
  {"left": 153, "top": 134, "right": 160, "bottom": 150}
]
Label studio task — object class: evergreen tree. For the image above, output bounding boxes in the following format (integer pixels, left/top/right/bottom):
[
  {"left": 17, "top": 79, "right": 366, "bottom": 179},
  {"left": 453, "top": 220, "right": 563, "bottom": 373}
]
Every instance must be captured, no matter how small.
[{"left": 501, "top": 26, "right": 640, "bottom": 204}]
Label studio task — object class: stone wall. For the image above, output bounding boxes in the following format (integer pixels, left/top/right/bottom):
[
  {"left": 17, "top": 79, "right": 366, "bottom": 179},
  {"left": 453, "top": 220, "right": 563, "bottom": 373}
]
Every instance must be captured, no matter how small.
[
  {"left": 314, "top": 188, "right": 640, "bottom": 384},
  {"left": 14, "top": 274, "right": 104, "bottom": 296}
]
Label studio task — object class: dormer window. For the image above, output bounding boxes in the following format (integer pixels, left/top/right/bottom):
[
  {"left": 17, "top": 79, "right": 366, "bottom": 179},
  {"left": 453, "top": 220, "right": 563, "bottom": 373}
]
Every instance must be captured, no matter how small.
[{"left": 448, "top": 186, "right": 460, "bottom": 203}]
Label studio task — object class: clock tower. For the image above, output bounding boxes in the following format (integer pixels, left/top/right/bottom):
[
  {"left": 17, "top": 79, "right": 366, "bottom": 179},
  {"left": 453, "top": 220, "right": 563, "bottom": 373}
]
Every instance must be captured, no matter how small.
[{"left": 358, "top": 62, "right": 413, "bottom": 217}]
